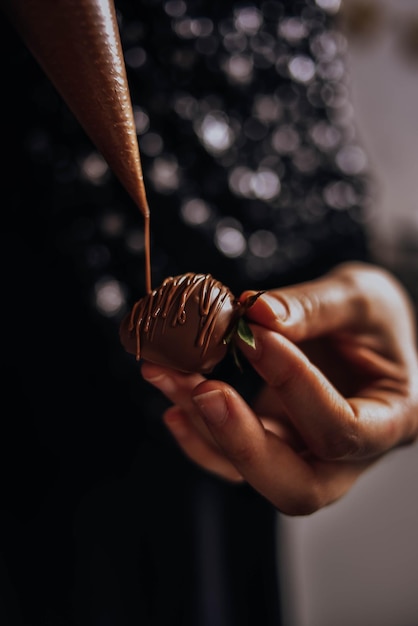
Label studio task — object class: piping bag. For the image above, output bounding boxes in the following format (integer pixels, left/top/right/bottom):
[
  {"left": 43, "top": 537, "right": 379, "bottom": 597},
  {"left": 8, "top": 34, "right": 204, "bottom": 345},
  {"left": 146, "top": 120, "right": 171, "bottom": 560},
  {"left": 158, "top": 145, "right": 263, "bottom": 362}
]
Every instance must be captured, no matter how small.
[{"left": 1, "top": 0, "right": 152, "bottom": 293}]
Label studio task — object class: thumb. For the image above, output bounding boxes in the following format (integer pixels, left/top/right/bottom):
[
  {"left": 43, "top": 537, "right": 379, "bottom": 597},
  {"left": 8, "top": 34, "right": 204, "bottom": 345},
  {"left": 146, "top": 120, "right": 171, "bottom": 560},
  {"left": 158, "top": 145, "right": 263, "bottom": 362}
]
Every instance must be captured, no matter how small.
[{"left": 240, "top": 261, "right": 398, "bottom": 343}]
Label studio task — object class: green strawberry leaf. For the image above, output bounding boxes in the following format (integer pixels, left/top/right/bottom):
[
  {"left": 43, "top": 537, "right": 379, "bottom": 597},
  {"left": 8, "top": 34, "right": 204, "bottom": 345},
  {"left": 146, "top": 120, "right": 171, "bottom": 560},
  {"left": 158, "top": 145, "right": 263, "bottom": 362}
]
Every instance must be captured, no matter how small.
[
  {"left": 236, "top": 317, "right": 255, "bottom": 349},
  {"left": 222, "top": 292, "right": 261, "bottom": 370}
]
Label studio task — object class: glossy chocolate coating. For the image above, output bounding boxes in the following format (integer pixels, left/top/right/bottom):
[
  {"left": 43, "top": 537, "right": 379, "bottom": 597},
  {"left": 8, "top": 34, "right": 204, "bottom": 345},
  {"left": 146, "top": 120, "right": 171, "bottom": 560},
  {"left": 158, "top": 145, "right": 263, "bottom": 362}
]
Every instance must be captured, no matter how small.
[
  {"left": 120, "top": 273, "right": 241, "bottom": 374},
  {"left": 2, "top": 0, "right": 149, "bottom": 219}
]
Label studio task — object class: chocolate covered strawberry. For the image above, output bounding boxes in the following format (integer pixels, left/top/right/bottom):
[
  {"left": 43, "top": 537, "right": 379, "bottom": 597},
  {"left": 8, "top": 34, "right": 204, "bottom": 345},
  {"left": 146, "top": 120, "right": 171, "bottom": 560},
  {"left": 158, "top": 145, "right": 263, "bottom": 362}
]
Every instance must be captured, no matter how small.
[{"left": 119, "top": 272, "right": 260, "bottom": 374}]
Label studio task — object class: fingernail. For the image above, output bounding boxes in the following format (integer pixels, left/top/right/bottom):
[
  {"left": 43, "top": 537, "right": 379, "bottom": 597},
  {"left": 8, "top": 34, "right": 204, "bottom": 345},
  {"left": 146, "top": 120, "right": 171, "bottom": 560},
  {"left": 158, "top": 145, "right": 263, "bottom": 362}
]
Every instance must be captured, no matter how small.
[
  {"left": 143, "top": 373, "right": 177, "bottom": 394},
  {"left": 261, "top": 294, "right": 288, "bottom": 320},
  {"left": 193, "top": 390, "right": 228, "bottom": 425}
]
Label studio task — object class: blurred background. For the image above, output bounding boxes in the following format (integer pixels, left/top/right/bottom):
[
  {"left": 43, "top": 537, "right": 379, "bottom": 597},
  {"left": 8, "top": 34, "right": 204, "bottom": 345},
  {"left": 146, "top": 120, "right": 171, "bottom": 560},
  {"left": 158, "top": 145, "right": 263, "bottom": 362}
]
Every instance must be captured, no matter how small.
[
  {"left": 279, "top": 1, "right": 418, "bottom": 625},
  {"left": 1, "top": 0, "right": 417, "bottom": 623}
]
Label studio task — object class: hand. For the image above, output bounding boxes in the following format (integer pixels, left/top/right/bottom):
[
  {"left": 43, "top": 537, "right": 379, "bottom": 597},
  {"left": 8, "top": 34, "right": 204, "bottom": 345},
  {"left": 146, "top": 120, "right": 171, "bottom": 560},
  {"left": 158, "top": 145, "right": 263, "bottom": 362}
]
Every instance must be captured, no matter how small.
[{"left": 141, "top": 262, "right": 418, "bottom": 515}]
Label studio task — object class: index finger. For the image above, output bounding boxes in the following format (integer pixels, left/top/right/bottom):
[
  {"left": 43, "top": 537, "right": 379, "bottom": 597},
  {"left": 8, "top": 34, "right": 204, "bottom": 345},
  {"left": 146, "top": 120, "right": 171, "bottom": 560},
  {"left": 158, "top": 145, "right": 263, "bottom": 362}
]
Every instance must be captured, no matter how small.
[
  {"left": 191, "top": 379, "right": 371, "bottom": 515},
  {"left": 240, "top": 262, "right": 417, "bottom": 352},
  {"left": 238, "top": 325, "right": 410, "bottom": 459}
]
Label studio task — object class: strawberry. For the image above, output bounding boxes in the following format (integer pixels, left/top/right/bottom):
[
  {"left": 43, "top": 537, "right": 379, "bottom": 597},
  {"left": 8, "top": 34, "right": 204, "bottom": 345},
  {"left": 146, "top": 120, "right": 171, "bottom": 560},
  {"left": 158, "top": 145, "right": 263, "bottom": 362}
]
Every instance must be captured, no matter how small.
[{"left": 119, "top": 272, "right": 261, "bottom": 374}]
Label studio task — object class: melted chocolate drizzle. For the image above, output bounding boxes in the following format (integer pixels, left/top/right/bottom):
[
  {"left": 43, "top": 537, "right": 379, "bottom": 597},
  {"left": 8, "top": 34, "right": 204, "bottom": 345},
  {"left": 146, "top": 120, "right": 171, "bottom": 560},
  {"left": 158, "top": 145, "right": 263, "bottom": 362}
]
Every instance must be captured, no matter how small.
[{"left": 128, "top": 273, "right": 234, "bottom": 361}]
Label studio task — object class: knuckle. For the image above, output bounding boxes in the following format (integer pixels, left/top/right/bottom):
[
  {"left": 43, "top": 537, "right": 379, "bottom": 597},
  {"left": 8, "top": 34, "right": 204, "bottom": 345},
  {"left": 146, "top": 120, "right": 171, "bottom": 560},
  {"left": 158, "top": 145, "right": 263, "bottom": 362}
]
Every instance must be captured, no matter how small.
[
  {"left": 283, "top": 290, "right": 327, "bottom": 341},
  {"left": 227, "top": 440, "right": 259, "bottom": 467},
  {"left": 308, "top": 402, "right": 362, "bottom": 460},
  {"left": 298, "top": 291, "right": 321, "bottom": 320},
  {"left": 336, "top": 262, "right": 403, "bottom": 320},
  {"left": 286, "top": 291, "right": 324, "bottom": 337},
  {"left": 314, "top": 427, "right": 361, "bottom": 460}
]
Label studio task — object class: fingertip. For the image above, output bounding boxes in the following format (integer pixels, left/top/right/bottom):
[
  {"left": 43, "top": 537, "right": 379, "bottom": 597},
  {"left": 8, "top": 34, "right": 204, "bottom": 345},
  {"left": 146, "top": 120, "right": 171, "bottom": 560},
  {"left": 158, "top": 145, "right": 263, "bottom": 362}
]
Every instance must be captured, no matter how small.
[
  {"left": 141, "top": 367, "right": 178, "bottom": 395},
  {"left": 163, "top": 406, "right": 189, "bottom": 438},
  {"left": 241, "top": 291, "right": 289, "bottom": 327},
  {"left": 141, "top": 360, "right": 166, "bottom": 380}
]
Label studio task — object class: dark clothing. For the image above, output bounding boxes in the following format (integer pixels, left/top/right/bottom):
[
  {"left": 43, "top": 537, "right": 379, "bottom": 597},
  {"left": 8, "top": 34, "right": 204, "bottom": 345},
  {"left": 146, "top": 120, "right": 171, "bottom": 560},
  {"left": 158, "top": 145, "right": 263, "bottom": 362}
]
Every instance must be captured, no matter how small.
[{"left": 1, "top": 1, "right": 369, "bottom": 624}]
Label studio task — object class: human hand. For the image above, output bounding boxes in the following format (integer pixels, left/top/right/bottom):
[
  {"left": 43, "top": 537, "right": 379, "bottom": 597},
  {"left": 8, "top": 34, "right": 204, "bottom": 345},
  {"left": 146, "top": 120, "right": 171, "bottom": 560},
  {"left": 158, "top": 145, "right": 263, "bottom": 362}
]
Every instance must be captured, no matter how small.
[{"left": 141, "top": 262, "right": 418, "bottom": 515}]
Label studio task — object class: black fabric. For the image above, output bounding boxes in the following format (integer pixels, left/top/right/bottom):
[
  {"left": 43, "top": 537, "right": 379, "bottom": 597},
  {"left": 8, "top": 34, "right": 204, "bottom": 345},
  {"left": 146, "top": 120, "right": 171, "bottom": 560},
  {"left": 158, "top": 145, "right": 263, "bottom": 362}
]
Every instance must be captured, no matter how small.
[{"left": 1, "top": 1, "right": 370, "bottom": 624}]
